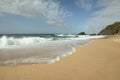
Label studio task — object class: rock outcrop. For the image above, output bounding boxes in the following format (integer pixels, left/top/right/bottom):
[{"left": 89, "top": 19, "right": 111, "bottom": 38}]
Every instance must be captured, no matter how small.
[
  {"left": 99, "top": 22, "right": 120, "bottom": 35},
  {"left": 78, "top": 32, "right": 86, "bottom": 35}
]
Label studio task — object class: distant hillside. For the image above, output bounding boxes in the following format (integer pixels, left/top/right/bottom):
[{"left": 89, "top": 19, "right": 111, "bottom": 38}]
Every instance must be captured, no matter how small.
[{"left": 99, "top": 22, "right": 120, "bottom": 35}]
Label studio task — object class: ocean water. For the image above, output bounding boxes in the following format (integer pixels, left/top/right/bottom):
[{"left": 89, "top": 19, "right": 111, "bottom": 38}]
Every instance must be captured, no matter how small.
[{"left": 0, "top": 34, "right": 105, "bottom": 65}]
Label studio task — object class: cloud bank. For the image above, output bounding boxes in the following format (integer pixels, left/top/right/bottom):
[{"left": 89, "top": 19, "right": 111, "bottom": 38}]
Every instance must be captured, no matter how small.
[
  {"left": 46, "top": 19, "right": 69, "bottom": 28},
  {"left": 76, "top": 0, "right": 120, "bottom": 33},
  {"left": 0, "top": 0, "right": 70, "bottom": 27}
]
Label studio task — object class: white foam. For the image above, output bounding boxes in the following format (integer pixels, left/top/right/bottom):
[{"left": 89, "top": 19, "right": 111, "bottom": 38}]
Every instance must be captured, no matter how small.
[
  {"left": 1, "top": 47, "right": 76, "bottom": 65},
  {"left": 56, "top": 34, "right": 64, "bottom": 37},
  {"left": 0, "top": 35, "right": 106, "bottom": 65},
  {"left": 0, "top": 36, "right": 48, "bottom": 49},
  {"left": 55, "top": 34, "right": 76, "bottom": 37},
  {"left": 0, "top": 35, "right": 105, "bottom": 49},
  {"left": 78, "top": 35, "right": 105, "bottom": 40}
]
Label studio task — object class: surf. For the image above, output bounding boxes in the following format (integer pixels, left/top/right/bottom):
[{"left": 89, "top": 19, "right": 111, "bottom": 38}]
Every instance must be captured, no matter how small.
[{"left": 0, "top": 34, "right": 105, "bottom": 65}]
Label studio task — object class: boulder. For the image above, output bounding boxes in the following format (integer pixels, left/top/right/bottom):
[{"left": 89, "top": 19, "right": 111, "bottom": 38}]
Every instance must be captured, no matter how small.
[{"left": 78, "top": 32, "right": 86, "bottom": 35}]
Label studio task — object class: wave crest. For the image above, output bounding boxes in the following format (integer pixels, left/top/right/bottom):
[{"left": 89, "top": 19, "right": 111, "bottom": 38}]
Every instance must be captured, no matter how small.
[{"left": 0, "top": 36, "right": 47, "bottom": 48}]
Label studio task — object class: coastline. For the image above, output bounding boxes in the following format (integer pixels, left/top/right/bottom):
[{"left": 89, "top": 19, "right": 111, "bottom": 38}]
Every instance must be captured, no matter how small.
[{"left": 0, "top": 36, "right": 120, "bottom": 80}]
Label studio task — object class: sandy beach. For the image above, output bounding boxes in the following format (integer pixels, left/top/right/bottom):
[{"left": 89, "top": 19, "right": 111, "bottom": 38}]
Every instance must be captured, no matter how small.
[{"left": 0, "top": 36, "right": 120, "bottom": 80}]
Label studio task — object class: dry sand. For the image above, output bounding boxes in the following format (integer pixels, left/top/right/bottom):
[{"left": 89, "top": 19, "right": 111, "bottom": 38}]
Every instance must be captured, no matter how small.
[{"left": 0, "top": 36, "right": 120, "bottom": 80}]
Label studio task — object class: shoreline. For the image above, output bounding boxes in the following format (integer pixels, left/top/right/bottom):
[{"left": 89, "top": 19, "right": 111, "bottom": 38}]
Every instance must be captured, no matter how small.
[{"left": 0, "top": 36, "right": 120, "bottom": 80}]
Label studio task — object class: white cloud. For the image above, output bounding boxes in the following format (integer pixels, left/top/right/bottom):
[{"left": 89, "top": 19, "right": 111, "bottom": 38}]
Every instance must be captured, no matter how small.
[
  {"left": 84, "top": 0, "right": 120, "bottom": 33},
  {"left": 0, "top": 0, "right": 71, "bottom": 27},
  {"left": 75, "top": 0, "right": 95, "bottom": 11},
  {"left": 46, "top": 19, "right": 69, "bottom": 28}
]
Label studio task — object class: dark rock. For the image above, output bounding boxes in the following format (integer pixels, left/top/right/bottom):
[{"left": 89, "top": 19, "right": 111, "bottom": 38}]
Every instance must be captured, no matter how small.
[
  {"left": 78, "top": 32, "right": 86, "bottom": 35},
  {"left": 89, "top": 33, "right": 96, "bottom": 36}
]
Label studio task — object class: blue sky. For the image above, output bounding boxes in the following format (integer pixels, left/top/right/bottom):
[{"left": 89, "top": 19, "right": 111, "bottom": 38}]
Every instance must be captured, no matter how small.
[{"left": 0, "top": 0, "right": 120, "bottom": 34}]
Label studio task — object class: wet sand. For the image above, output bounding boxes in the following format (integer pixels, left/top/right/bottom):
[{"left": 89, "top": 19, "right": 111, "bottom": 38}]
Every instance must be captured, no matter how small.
[{"left": 0, "top": 36, "right": 120, "bottom": 80}]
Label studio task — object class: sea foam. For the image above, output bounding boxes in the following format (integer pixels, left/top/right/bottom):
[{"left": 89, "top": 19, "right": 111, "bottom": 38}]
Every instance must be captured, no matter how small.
[{"left": 0, "top": 35, "right": 105, "bottom": 65}]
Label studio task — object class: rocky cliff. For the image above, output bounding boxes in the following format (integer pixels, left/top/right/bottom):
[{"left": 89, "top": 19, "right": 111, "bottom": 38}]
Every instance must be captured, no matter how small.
[{"left": 99, "top": 22, "right": 120, "bottom": 35}]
